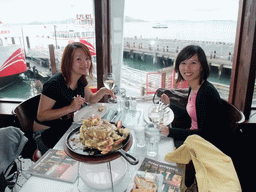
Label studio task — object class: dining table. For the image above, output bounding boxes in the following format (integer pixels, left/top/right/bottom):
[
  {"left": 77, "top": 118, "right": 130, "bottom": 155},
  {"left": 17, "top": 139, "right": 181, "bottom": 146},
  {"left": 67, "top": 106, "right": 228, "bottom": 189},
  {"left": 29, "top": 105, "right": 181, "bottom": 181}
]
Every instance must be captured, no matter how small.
[{"left": 19, "top": 100, "right": 177, "bottom": 192}]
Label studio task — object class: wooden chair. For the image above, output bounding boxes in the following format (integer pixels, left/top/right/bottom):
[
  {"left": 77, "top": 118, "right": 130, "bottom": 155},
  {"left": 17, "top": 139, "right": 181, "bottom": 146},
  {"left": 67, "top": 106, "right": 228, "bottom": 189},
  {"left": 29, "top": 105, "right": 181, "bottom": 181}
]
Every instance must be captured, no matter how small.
[
  {"left": 13, "top": 94, "right": 42, "bottom": 161},
  {"left": 221, "top": 99, "right": 245, "bottom": 133}
]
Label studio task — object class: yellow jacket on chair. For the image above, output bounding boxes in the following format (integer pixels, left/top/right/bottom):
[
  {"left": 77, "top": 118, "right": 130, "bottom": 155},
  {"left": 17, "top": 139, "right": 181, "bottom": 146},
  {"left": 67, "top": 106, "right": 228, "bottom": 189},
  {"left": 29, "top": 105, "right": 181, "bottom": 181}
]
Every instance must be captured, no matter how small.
[{"left": 165, "top": 135, "right": 241, "bottom": 192}]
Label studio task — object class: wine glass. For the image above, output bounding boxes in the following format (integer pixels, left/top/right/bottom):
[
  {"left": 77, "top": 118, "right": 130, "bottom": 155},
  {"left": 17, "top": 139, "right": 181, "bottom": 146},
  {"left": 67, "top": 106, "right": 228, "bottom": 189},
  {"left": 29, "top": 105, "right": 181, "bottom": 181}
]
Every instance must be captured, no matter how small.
[
  {"left": 103, "top": 73, "right": 116, "bottom": 103},
  {"left": 148, "top": 104, "right": 164, "bottom": 129}
]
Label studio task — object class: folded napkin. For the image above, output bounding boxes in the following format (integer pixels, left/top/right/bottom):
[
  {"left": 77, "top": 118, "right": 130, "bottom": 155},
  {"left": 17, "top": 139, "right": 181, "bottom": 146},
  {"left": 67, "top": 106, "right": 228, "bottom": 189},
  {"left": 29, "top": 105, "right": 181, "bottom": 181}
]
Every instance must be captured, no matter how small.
[{"left": 165, "top": 135, "right": 241, "bottom": 192}]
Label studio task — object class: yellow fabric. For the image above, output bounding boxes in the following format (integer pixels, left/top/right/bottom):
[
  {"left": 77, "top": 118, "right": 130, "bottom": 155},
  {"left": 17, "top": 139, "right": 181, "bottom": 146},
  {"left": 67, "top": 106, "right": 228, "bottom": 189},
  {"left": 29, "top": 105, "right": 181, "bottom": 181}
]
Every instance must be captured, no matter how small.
[{"left": 165, "top": 135, "right": 241, "bottom": 192}]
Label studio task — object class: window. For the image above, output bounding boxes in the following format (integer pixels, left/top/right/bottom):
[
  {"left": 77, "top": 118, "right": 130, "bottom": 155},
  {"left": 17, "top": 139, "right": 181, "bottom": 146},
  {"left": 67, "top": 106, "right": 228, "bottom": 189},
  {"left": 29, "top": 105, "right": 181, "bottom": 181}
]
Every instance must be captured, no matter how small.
[
  {"left": 121, "top": 0, "right": 239, "bottom": 99},
  {"left": 0, "top": 0, "right": 255, "bottom": 120},
  {"left": 0, "top": 0, "right": 96, "bottom": 101}
]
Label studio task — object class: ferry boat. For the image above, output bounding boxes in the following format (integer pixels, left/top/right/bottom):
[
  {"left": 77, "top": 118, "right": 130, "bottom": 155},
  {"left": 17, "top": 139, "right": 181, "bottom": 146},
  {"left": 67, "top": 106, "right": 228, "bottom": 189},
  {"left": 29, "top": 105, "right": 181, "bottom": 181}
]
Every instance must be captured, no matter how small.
[
  {"left": 0, "top": 22, "right": 27, "bottom": 90},
  {"left": 152, "top": 22, "right": 168, "bottom": 29},
  {"left": 35, "top": 14, "right": 96, "bottom": 56}
]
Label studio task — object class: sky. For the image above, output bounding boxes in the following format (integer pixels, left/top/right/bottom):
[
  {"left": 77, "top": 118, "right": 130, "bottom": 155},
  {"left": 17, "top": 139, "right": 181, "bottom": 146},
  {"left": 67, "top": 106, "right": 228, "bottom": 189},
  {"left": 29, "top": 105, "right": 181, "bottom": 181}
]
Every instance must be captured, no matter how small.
[
  {"left": 0, "top": 0, "right": 239, "bottom": 24},
  {"left": 0, "top": 0, "right": 94, "bottom": 23},
  {"left": 124, "top": 0, "right": 239, "bottom": 21}
]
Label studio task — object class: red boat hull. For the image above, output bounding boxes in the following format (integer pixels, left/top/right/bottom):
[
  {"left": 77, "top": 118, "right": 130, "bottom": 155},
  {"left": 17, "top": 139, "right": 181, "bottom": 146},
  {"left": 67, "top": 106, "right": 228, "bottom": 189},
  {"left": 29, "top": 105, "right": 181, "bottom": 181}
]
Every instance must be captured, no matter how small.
[{"left": 0, "top": 46, "right": 27, "bottom": 89}]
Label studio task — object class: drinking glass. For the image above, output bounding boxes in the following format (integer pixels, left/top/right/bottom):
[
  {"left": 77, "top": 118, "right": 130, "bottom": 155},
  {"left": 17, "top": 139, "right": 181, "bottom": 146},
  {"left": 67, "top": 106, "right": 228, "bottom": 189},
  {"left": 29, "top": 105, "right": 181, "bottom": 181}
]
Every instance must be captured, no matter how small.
[
  {"left": 148, "top": 104, "right": 164, "bottom": 129},
  {"left": 103, "top": 73, "right": 116, "bottom": 103},
  {"left": 134, "top": 126, "right": 146, "bottom": 148},
  {"left": 145, "top": 123, "right": 160, "bottom": 157}
]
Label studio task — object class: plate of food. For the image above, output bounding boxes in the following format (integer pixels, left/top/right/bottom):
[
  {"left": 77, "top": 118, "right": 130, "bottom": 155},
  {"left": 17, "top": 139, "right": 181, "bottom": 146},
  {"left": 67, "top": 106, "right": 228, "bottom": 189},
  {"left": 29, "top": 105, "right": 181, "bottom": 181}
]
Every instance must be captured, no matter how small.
[
  {"left": 127, "top": 171, "right": 163, "bottom": 192},
  {"left": 66, "top": 116, "right": 138, "bottom": 165},
  {"left": 73, "top": 103, "right": 107, "bottom": 124}
]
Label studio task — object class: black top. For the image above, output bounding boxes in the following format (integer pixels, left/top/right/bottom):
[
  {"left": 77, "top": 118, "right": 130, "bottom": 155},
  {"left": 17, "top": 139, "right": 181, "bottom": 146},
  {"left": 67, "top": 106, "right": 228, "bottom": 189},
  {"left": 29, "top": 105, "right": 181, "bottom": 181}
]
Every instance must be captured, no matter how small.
[
  {"left": 36, "top": 73, "right": 87, "bottom": 148},
  {"left": 37, "top": 73, "right": 87, "bottom": 127},
  {"left": 43, "top": 72, "right": 86, "bottom": 111},
  {"left": 168, "top": 81, "right": 230, "bottom": 153}
]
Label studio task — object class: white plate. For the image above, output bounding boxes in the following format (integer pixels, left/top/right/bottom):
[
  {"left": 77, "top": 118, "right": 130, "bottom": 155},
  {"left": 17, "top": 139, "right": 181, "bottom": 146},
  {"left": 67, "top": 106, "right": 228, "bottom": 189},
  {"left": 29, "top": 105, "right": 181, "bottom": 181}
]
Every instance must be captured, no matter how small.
[
  {"left": 79, "top": 157, "right": 127, "bottom": 190},
  {"left": 144, "top": 106, "right": 174, "bottom": 125},
  {"left": 74, "top": 103, "right": 107, "bottom": 124}
]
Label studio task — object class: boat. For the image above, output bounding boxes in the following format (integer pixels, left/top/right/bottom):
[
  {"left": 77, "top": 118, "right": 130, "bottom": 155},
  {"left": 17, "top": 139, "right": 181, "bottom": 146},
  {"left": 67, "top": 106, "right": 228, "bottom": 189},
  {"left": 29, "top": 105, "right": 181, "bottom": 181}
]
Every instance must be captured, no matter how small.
[
  {"left": 152, "top": 22, "right": 168, "bottom": 28},
  {"left": 0, "top": 23, "right": 27, "bottom": 90},
  {"left": 34, "top": 14, "right": 96, "bottom": 56}
]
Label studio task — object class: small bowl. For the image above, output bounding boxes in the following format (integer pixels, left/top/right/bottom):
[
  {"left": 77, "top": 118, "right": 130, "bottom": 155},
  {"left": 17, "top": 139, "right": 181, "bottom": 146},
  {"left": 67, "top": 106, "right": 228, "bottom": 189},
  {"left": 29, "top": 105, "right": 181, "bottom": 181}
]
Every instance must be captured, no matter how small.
[{"left": 79, "top": 157, "right": 127, "bottom": 190}]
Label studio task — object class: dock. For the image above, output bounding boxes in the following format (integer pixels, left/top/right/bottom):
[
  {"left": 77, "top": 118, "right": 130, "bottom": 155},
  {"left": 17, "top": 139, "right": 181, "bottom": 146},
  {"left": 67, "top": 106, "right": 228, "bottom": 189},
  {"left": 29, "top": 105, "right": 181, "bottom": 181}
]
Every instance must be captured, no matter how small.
[{"left": 123, "top": 37, "right": 234, "bottom": 69}]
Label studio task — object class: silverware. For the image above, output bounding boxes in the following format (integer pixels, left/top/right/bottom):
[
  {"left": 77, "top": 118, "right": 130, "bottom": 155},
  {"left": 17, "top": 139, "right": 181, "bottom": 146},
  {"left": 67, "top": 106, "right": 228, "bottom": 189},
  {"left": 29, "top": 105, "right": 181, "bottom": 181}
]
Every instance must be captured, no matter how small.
[
  {"left": 162, "top": 104, "right": 169, "bottom": 111},
  {"left": 111, "top": 111, "right": 119, "bottom": 122}
]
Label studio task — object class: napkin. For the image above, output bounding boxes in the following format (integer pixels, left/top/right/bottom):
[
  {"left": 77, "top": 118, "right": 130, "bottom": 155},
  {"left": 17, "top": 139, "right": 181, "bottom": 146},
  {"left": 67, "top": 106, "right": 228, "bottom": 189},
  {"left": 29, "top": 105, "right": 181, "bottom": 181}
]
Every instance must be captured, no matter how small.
[{"left": 165, "top": 134, "right": 241, "bottom": 192}]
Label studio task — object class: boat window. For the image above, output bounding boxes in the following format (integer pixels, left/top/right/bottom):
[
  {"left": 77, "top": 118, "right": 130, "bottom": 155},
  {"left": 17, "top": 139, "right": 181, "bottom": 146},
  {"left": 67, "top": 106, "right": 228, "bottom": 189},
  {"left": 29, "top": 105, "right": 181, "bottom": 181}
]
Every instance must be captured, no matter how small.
[
  {"left": 11, "top": 37, "right": 15, "bottom": 44},
  {"left": 0, "top": 0, "right": 96, "bottom": 101},
  {"left": 120, "top": 0, "right": 239, "bottom": 100}
]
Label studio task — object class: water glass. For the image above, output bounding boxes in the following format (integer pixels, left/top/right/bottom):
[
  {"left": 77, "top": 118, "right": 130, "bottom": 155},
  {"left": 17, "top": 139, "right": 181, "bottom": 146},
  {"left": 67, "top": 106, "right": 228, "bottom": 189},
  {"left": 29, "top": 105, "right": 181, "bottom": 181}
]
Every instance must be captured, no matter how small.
[
  {"left": 145, "top": 124, "right": 161, "bottom": 157},
  {"left": 134, "top": 126, "right": 145, "bottom": 148}
]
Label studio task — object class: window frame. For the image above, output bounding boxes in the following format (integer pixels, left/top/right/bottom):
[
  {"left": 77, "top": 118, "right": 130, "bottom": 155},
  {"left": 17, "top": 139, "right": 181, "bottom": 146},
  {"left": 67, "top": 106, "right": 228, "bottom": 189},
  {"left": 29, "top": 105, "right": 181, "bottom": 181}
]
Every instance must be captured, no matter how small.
[
  {"left": 229, "top": 0, "right": 256, "bottom": 119},
  {"left": 94, "top": 0, "right": 256, "bottom": 120},
  {"left": 94, "top": 0, "right": 111, "bottom": 102}
]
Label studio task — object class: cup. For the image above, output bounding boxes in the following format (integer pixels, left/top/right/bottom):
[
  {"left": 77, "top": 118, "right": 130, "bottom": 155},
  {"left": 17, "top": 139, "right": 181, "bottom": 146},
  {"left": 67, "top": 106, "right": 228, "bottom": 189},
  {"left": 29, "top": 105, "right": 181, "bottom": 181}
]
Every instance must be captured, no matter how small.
[
  {"left": 134, "top": 126, "right": 146, "bottom": 148},
  {"left": 145, "top": 124, "right": 161, "bottom": 157},
  {"left": 117, "top": 88, "right": 126, "bottom": 111}
]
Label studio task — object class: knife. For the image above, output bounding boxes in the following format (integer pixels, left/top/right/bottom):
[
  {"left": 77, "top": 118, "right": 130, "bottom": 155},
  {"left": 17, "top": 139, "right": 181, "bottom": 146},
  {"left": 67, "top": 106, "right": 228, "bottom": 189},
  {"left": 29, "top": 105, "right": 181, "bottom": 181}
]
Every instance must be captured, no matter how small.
[{"left": 111, "top": 110, "right": 119, "bottom": 122}]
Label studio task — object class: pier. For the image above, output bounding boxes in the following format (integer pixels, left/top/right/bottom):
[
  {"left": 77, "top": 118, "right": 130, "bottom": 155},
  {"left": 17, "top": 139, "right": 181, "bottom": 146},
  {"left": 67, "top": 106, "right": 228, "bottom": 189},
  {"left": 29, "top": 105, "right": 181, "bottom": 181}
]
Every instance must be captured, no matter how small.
[{"left": 123, "top": 37, "right": 234, "bottom": 80}]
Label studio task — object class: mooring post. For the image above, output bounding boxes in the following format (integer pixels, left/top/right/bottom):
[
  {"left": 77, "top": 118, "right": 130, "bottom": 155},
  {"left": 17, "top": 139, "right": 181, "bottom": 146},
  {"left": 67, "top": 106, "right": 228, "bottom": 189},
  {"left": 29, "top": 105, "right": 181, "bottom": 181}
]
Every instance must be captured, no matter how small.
[{"left": 48, "top": 44, "right": 57, "bottom": 75}]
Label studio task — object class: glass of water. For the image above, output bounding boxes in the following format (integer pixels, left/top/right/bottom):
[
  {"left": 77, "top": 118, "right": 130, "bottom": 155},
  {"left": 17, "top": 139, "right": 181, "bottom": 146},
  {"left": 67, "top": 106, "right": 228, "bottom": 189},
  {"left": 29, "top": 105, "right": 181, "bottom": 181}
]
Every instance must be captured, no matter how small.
[
  {"left": 134, "top": 126, "right": 146, "bottom": 148},
  {"left": 145, "top": 123, "right": 160, "bottom": 157}
]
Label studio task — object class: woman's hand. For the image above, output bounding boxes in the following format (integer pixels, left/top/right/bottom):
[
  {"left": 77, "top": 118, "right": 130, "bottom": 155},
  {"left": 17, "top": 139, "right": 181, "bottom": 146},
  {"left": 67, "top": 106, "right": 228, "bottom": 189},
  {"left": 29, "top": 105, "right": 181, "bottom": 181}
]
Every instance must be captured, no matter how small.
[
  {"left": 160, "top": 125, "right": 170, "bottom": 136},
  {"left": 99, "top": 87, "right": 116, "bottom": 99},
  {"left": 84, "top": 86, "right": 116, "bottom": 104},
  {"left": 161, "top": 93, "right": 170, "bottom": 105},
  {"left": 70, "top": 95, "right": 86, "bottom": 112}
]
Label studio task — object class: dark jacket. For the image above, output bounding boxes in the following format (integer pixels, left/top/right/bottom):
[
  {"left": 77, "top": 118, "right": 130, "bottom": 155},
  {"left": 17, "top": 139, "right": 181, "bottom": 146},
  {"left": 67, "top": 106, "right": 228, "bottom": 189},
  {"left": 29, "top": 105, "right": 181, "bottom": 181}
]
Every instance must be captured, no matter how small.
[{"left": 168, "top": 81, "right": 230, "bottom": 153}]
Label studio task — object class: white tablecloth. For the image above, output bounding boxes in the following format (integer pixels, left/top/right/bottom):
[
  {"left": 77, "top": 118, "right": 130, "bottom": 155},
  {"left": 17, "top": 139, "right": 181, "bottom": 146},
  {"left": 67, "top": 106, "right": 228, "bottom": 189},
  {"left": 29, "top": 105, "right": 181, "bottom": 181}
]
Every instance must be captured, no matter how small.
[{"left": 19, "top": 102, "right": 175, "bottom": 192}]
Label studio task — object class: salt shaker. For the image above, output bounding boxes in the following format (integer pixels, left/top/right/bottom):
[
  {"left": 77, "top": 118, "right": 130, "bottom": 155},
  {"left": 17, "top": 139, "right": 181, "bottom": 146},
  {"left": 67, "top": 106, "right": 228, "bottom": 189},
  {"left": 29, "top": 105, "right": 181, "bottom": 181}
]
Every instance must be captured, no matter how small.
[
  {"left": 125, "top": 96, "right": 131, "bottom": 110},
  {"left": 131, "top": 96, "right": 137, "bottom": 110}
]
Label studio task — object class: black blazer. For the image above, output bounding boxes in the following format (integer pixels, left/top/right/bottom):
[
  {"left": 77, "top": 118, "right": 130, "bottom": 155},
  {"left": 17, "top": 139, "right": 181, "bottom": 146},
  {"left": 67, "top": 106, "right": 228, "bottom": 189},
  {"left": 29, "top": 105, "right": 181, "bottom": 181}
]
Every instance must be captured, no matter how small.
[{"left": 168, "top": 81, "right": 230, "bottom": 152}]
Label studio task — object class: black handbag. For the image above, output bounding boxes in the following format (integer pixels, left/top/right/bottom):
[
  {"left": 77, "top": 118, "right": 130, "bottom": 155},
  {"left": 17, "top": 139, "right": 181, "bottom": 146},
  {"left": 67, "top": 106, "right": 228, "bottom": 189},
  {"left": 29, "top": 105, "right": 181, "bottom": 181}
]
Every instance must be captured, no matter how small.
[{"left": 153, "top": 88, "right": 189, "bottom": 108}]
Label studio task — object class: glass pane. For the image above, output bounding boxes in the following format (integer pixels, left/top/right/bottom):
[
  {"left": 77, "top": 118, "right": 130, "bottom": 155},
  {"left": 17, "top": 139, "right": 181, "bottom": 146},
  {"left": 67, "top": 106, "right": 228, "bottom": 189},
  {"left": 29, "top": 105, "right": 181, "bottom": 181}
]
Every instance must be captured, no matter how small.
[
  {"left": 122, "top": 0, "right": 239, "bottom": 100},
  {"left": 0, "top": 0, "right": 96, "bottom": 100}
]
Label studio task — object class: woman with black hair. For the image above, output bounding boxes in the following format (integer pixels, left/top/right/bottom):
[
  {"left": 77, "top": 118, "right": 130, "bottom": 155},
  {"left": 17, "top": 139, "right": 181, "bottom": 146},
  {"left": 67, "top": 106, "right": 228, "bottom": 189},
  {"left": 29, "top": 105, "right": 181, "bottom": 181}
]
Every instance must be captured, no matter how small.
[{"left": 160, "top": 45, "right": 229, "bottom": 152}]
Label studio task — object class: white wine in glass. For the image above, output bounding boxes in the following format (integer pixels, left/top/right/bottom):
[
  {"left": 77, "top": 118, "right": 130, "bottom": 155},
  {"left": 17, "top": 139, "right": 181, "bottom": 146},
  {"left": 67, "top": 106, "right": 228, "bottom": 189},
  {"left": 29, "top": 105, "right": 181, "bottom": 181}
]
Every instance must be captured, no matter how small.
[
  {"left": 103, "top": 73, "right": 116, "bottom": 103},
  {"left": 104, "top": 79, "right": 115, "bottom": 90}
]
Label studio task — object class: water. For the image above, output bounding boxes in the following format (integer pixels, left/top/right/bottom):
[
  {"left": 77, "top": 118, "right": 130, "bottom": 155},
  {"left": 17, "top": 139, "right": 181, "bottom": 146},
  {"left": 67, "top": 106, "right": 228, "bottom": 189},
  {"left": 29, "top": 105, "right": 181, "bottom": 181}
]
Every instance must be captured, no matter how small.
[
  {"left": 134, "top": 126, "right": 146, "bottom": 148},
  {"left": 123, "top": 58, "right": 231, "bottom": 85},
  {"left": 145, "top": 126, "right": 161, "bottom": 157},
  {"left": 0, "top": 75, "right": 36, "bottom": 100},
  {"left": 123, "top": 58, "right": 163, "bottom": 72},
  {"left": 123, "top": 21, "right": 235, "bottom": 88},
  {"left": 124, "top": 20, "right": 237, "bottom": 43}
]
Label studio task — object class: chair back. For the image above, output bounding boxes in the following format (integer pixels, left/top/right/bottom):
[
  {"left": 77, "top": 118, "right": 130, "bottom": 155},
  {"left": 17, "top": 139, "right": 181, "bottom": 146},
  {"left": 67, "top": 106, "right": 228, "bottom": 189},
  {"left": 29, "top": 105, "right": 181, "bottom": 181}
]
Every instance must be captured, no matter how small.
[
  {"left": 13, "top": 94, "right": 40, "bottom": 132},
  {"left": 221, "top": 99, "right": 245, "bottom": 133}
]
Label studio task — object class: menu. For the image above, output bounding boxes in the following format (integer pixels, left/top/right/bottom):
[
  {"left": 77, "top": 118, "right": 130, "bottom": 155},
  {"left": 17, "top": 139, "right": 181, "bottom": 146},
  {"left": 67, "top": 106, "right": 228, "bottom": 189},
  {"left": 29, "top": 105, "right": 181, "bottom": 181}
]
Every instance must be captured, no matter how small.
[
  {"left": 127, "top": 157, "right": 184, "bottom": 192},
  {"left": 26, "top": 149, "right": 78, "bottom": 183}
]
